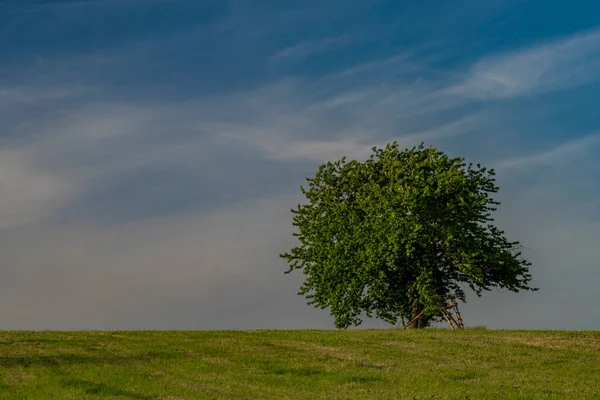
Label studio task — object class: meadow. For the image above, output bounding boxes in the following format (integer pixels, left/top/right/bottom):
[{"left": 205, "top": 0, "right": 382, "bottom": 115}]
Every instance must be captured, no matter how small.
[{"left": 0, "top": 329, "right": 598, "bottom": 399}]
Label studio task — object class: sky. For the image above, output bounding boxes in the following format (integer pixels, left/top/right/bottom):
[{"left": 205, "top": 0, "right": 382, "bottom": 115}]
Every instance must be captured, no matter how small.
[{"left": 0, "top": 0, "right": 599, "bottom": 330}]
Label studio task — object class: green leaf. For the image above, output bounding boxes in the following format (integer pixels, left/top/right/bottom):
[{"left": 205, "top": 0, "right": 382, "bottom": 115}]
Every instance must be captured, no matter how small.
[{"left": 280, "top": 141, "right": 536, "bottom": 329}]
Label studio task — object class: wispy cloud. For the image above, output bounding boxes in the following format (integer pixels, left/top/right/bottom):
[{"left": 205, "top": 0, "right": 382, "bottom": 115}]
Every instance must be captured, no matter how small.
[
  {"left": 2, "top": 7, "right": 600, "bottom": 330},
  {"left": 496, "top": 132, "right": 600, "bottom": 170},
  {"left": 5, "top": 27, "right": 600, "bottom": 230},
  {"left": 271, "top": 35, "right": 353, "bottom": 60},
  {"left": 0, "top": 54, "right": 470, "bottom": 230},
  {"left": 0, "top": 91, "right": 225, "bottom": 229},
  {"left": 448, "top": 28, "right": 600, "bottom": 99},
  {"left": 220, "top": 113, "right": 482, "bottom": 163},
  {"left": 328, "top": 54, "right": 413, "bottom": 78},
  {"left": 0, "top": 86, "right": 83, "bottom": 106}
]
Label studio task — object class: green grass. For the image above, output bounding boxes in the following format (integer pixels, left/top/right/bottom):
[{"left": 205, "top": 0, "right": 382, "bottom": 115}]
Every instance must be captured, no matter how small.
[{"left": 0, "top": 329, "right": 599, "bottom": 399}]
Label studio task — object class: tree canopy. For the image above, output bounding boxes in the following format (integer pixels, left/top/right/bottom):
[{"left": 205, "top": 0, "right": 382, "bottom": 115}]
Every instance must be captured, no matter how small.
[{"left": 280, "top": 142, "right": 536, "bottom": 329}]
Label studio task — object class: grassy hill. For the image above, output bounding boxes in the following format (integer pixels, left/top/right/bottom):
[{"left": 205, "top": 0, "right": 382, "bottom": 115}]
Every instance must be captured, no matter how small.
[{"left": 0, "top": 329, "right": 598, "bottom": 399}]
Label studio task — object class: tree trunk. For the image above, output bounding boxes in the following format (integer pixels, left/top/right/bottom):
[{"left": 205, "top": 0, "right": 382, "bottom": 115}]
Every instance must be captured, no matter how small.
[{"left": 409, "top": 304, "right": 424, "bottom": 329}]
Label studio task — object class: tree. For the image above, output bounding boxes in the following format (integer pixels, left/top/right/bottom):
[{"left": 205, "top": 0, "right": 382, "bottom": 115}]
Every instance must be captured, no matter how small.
[{"left": 280, "top": 142, "right": 536, "bottom": 329}]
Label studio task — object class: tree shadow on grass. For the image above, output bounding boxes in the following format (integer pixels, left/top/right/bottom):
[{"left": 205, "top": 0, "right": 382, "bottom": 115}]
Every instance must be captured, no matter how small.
[
  {"left": 0, "top": 354, "right": 168, "bottom": 399},
  {"left": 59, "top": 378, "right": 158, "bottom": 400},
  {"left": 0, "top": 353, "right": 161, "bottom": 368},
  {"left": 0, "top": 338, "right": 73, "bottom": 345}
]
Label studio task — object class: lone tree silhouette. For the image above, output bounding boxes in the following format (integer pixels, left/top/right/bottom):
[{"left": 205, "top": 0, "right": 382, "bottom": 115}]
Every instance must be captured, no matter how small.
[{"left": 280, "top": 142, "right": 536, "bottom": 329}]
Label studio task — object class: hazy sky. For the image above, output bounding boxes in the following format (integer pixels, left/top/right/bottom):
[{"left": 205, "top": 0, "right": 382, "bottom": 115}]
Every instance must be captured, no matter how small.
[{"left": 1, "top": 0, "right": 599, "bottom": 330}]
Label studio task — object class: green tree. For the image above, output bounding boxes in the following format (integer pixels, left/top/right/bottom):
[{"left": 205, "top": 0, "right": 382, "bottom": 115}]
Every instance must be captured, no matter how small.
[{"left": 280, "top": 142, "right": 536, "bottom": 329}]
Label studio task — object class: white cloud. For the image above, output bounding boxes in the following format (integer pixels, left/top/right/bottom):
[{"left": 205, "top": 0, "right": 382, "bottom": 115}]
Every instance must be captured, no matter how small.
[
  {"left": 496, "top": 132, "right": 600, "bottom": 170},
  {"left": 219, "top": 114, "right": 482, "bottom": 163},
  {"left": 448, "top": 28, "right": 600, "bottom": 99},
  {"left": 229, "top": 133, "right": 378, "bottom": 163}
]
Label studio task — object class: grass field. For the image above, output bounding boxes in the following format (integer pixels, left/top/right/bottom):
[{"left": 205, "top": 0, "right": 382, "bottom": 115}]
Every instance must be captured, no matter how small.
[{"left": 0, "top": 329, "right": 599, "bottom": 399}]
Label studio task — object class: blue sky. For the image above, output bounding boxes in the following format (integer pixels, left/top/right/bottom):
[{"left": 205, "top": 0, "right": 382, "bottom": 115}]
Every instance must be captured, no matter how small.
[{"left": 0, "top": 0, "right": 599, "bottom": 329}]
